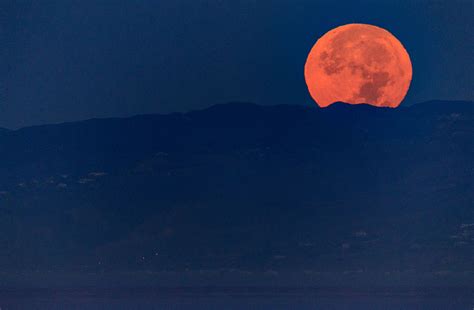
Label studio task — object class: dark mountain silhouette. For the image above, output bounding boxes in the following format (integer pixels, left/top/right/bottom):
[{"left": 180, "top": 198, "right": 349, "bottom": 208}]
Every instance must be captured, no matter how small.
[{"left": 0, "top": 100, "right": 472, "bottom": 287}]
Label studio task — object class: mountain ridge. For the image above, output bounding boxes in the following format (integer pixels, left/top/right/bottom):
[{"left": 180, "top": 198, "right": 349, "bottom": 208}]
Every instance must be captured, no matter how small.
[
  {"left": 2, "top": 100, "right": 472, "bottom": 133},
  {"left": 0, "top": 99, "right": 472, "bottom": 287}
]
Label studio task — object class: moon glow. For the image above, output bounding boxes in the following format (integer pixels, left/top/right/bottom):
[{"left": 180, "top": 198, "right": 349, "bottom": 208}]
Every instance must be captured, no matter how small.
[{"left": 304, "top": 24, "right": 412, "bottom": 108}]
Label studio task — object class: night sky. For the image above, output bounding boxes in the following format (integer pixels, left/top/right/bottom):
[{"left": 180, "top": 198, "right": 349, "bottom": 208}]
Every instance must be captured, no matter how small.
[{"left": 2, "top": 0, "right": 473, "bottom": 128}]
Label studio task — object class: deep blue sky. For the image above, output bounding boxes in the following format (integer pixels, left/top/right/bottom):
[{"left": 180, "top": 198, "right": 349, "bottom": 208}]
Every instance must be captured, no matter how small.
[{"left": 2, "top": 0, "right": 473, "bottom": 128}]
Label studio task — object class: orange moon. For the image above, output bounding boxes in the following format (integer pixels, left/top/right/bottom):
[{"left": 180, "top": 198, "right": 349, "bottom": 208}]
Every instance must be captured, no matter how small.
[{"left": 304, "top": 23, "right": 412, "bottom": 108}]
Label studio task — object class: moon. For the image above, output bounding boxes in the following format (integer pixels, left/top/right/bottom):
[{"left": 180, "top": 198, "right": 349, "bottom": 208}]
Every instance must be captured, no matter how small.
[{"left": 304, "top": 23, "right": 412, "bottom": 108}]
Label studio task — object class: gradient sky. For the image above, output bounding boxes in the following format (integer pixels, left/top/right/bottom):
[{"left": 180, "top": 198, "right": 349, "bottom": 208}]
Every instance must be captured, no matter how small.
[{"left": 2, "top": 0, "right": 473, "bottom": 128}]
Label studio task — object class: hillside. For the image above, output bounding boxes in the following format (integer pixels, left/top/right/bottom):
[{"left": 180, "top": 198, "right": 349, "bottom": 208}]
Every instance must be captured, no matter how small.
[{"left": 0, "top": 101, "right": 472, "bottom": 287}]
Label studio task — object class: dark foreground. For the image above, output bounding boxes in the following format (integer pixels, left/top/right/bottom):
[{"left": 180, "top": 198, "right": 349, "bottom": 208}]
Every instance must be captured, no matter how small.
[
  {"left": 0, "top": 101, "right": 473, "bottom": 275},
  {"left": 0, "top": 287, "right": 473, "bottom": 310}
]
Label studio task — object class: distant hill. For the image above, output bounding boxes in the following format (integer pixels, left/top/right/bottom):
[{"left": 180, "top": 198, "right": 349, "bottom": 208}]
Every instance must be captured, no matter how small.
[{"left": 0, "top": 100, "right": 472, "bottom": 287}]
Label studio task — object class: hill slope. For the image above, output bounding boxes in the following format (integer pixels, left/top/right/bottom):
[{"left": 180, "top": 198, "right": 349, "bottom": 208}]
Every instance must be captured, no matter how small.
[{"left": 0, "top": 101, "right": 472, "bottom": 286}]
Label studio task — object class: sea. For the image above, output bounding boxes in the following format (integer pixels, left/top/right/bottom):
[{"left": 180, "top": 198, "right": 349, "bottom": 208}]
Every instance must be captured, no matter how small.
[{"left": 1, "top": 287, "right": 473, "bottom": 310}]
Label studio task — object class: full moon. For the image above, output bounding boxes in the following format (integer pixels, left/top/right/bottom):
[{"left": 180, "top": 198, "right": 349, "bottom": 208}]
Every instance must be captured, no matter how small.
[{"left": 304, "top": 23, "right": 412, "bottom": 108}]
